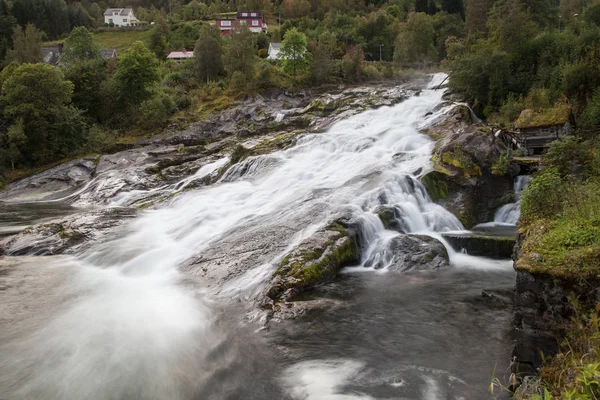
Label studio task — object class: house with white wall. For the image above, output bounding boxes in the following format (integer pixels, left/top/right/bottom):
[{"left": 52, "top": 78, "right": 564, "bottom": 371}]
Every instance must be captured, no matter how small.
[{"left": 104, "top": 8, "right": 139, "bottom": 26}]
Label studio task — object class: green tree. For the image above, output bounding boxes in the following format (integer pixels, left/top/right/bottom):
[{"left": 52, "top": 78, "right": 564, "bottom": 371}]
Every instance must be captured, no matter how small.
[
  {"left": 0, "top": 0, "right": 16, "bottom": 62},
  {"left": 309, "top": 31, "right": 337, "bottom": 84},
  {"left": 60, "top": 26, "right": 102, "bottom": 65},
  {"left": 487, "top": 0, "right": 539, "bottom": 51},
  {"left": 114, "top": 41, "right": 160, "bottom": 108},
  {"left": 149, "top": 18, "right": 169, "bottom": 59},
  {"left": 465, "top": 0, "right": 496, "bottom": 32},
  {"left": 280, "top": 27, "right": 309, "bottom": 81},
  {"left": 394, "top": 12, "right": 437, "bottom": 67},
  {"left": 194, "top": 24, "right": 223, "bottom": 83},
  {"left": 224, "top": 25, "right": 257, "bottom": 79},
  {"left": 61, "top": 27, "right": 106, "bottom": 120},
  {"left": 441, "top": 0, "right": 465, "bottom": 17},
  {"left": 5, "top": 24, "right": 43, "bottom": 64},
  {"left": 1, "top": 63, "right": 86, "bottom": 165}
]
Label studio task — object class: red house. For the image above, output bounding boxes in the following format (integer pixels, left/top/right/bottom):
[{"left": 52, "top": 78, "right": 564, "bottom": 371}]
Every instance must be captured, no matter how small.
[{"left": 216, "top": 11, "right": 267, "bottom": 35}]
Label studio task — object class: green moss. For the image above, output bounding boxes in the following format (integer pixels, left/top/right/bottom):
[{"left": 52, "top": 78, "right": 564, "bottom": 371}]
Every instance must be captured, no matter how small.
[
  {"left": 421, "top": 172, "right": 450, "bottom": 201},
  {"left": 440, "top": 147, "right": 482, "bottom": 179},
  {"left": 515, "top": 105, "right": 571, "bottom": 129},
  {"left": 230, "top": 145, "right": 252, "bottom": 164}
]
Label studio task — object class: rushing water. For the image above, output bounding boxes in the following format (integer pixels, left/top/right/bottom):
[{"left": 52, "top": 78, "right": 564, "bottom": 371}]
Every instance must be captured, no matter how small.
[
  {"left": 0, "top": 74, "right": 515, "bottom": 399},
  {"left": 494, "top": 175, "right": 533, "bottom": 225}
]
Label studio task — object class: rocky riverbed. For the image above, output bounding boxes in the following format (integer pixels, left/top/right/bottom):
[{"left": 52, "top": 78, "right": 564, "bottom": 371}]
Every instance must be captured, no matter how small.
[{"left": 0, "top": 75, "right": 522, "bottom": 399}]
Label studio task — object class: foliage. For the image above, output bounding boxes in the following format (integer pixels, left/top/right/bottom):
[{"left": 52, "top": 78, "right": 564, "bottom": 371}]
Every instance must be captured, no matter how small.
[
  {"left": 224, "top": 25, "right": 256, "bottom": 79},
  {"left": 280, "top": 27, "right": 309, "bottom": 81},
  {"left": 5, "top": 24, "right": 42, "bottom": 64},
  {"left": 194, "top": 24, "right": 223, "bottom": 83},
  {"left": 60, "top": 26, "right": 101, "bottom": 65},
  {"left": 114, "top": 41, "right": 160, "bottom": 108},
  {"left": 341, "top": 45, "right": 364, "bottom": 82},
  {"left": 394, "top": 12, "right": 437, "bottom": 67},
  {"left": 0, "top": 63, "right": 86, "bottom": 166}
]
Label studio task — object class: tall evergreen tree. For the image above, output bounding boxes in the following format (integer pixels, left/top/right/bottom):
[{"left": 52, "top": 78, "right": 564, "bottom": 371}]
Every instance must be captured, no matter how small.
[{"left": 5, "top": 24, "right": 43, "bottom": 64}]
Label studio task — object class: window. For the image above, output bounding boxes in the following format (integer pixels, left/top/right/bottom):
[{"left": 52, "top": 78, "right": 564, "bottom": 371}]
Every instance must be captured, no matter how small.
[
  {"left": 242, "top": 12, "right": 248, "bottom": 16},
  {"left": 252, "top": 20, "right": 259, "bottom": 26},
  {"left": 251, "top": 12, "right": 257, "bottom": 16},
  {"left": 240, "top": 20, "right": 247, "bottom": 24},
  {"left": 109, "top": 18, "right": 113, "bottom": 23},
  {"left": 221, "top": 20, "right": 231, "bottom": 27},
  {"left": 123, "top": 18, "right": 127, "bottom": 22}
]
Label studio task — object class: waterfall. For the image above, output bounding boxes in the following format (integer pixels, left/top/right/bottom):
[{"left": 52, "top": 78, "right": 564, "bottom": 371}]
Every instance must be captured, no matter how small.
[
  {"left": 494, "top": 175, "right": 532, "bottom": 225},
  {"left": 1, "top": 73, "right": 470, "bottom": 399}
]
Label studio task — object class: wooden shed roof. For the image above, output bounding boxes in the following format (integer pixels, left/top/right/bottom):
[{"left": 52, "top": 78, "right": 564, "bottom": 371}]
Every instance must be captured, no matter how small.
[{"left": 515, "top": 105, "right": 572, "bottom": 129}]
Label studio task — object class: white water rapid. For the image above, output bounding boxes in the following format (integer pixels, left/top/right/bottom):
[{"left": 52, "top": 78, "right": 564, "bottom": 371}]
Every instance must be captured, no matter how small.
[
  {"left": 0, "top": 74, "right": 505, "bottom": 400},
  {"left": 494, "top": 175, "right": 532, "bottom": 225}
]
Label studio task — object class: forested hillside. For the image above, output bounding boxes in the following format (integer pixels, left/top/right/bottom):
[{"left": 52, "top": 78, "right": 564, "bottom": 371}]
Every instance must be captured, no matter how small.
[{"left": 0, "top": 0, "right": 599, "bottom": 186}]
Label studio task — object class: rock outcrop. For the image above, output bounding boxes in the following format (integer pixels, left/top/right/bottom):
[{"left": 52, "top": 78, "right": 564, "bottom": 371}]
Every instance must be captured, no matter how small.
[
  {"left": 265, "top": 218, "right": 361, "bottom": 304},
  {"left": 421, "top": 105, "right": 516, "bottom": 228},
  {"left": 4, "top": 208, "right": 137, "bottom": 256}
]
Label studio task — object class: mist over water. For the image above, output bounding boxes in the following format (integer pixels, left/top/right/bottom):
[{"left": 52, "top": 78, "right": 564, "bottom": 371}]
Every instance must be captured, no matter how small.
[{"left": 0, "top": 74, "right": 515, "bottom": 399}]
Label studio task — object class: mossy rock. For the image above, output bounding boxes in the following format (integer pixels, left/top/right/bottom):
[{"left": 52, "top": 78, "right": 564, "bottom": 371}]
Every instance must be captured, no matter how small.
[
  {"left": 421, "top": 171, "right": 454, "bottom": 202},
  {"left": 268, "top": 220, "right": 360, "bottom": 301}
]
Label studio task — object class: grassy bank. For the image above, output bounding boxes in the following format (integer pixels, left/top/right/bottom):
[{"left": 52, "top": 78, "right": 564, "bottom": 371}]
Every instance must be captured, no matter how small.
[
  {"left": 45, "top": 29, "right": 152, "bottom": 54},
  {"left": 514, "top": 137, "right": 600, "bottom": 399}
]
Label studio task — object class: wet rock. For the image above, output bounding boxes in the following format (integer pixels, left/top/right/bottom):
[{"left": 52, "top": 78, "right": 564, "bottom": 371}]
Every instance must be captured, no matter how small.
[
  {"left": 0, "top": 157, "right": 99, "bottom": 202},
  {"left": 386, "top": 234, "right": 450, "bottom": 272},
  {"left": 374, "top": 205, "right": 403, "bottom": 232},
  {"left": 442, "top": 232, "right": 516, "bottom": 259},
  {"left": 421, "top": 106, "right": 515, "bottom": 228},
  {"left": 4, "top": 208, "right": 137, "bottom": 256},
  {"left": 266, "top": 218, "right": 361, "bottom": 302}
]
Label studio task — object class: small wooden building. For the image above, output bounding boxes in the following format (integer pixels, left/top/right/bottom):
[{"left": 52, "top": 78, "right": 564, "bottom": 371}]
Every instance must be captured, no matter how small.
[{"left": 515, "top": 105, "right": 574, "bottom": 155}]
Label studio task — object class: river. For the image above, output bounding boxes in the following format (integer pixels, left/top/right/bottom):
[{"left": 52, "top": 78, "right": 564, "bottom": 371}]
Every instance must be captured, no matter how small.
[{"left": 0, "top": 74, "right": 515, "bottom": 399}]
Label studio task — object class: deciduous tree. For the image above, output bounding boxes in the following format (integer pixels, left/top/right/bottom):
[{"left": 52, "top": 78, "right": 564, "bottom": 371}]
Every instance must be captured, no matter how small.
[{"left": 194, "top": 24, "right": 223, "bottom": 83}]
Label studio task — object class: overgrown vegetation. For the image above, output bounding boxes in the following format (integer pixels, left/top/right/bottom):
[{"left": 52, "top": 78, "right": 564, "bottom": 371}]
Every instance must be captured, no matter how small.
[{"left": 517, "top": 138, "right": 600, "bottom": 278}]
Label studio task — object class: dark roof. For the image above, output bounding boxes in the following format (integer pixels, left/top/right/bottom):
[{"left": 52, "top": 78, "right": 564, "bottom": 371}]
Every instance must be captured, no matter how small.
[
  {"left": 516, "top": 105, "right": 572, "bottom": 129},
  {"left": 100, "top": 48, "right": 117, "bottom": 59},
  {"left": 41, "top": 47, "right": 60, "bottom": 66},
  {"left": 104, "top": 8, "right": 133, "bottom": 16}
]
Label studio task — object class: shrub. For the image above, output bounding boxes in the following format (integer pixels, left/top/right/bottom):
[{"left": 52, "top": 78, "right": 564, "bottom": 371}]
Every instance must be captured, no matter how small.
[
  {"left": 256, "top": 61, "right": 277, "bottom": 89},
  {"left": 542, "top": 137, "right": 599, "bottom": 180},
  {"left": 520, "top": 168, "right": 564, "bottom": 222},
  {"left": 138, "top": 91, "right": 177, "bottom": 130},
  {"left": 85, "top": 125, "right": 116, "bottom": 153},
  {"left": 229, "top": 71, "right": 247, "bottom": 92}
]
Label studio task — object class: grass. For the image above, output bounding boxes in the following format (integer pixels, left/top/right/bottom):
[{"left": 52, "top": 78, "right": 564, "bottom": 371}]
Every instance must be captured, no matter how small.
[
  {"left": 513, "top": 309, "right": 600, "bottom": 399},
  {"left": 517, "top": 180, "right": 600, "bottom": 279},
  {"left": 44, "top": 29, "right": 153, "bottom": 55}
]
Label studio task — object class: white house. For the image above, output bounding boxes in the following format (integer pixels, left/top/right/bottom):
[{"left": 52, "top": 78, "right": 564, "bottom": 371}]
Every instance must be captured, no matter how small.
[
  {"left": 268, "top": 42, "right": 281, "bottom": 60},
  {"left": 104, "top": 8, "right": 139, "bottom": 26}
]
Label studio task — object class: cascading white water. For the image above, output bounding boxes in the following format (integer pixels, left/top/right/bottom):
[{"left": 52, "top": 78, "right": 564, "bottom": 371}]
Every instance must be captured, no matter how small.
[
  {"left": 494, "top": 175, "right": 532, "bottom": 225},
  {"left": 1, "top": 74, "right": 472, "bottom": 399}
]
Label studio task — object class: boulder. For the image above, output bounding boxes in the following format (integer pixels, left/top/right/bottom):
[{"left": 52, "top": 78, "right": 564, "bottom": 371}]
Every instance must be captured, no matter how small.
[
  {"left": 265, "top": 219, "right": 361, "bottom": 302},
  {"left": 386, "top": 234, "right": 450, "bottom": 272}
]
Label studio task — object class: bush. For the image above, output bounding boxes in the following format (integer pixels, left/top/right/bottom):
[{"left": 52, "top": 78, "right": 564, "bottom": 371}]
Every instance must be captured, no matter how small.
[
  {"left": 229, "top": 71, "right": 247, "bottom": 92},
  {"left": 256, "top": 61, "right": 277, "bottom": 89},
  {"left": 542, "top": 137, "right": 599, "bottom": 180},
  {"left": 520, "top": 168, "right": 564, "bottom": 221},
  {"left": 361, "top": 63, "right": 382, "bottom": 80},
  {"left": 138, "top": 91, "right": 177, "bottom": 130},
  {"left": 85, "top": 125, "right": 116, "bottom": 153}
]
